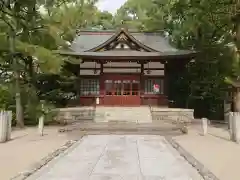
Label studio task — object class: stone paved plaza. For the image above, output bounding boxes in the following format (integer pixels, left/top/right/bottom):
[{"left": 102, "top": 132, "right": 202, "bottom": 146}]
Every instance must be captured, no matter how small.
[{"left": 27, "top": 135, "right": 203, "bottom": 180}]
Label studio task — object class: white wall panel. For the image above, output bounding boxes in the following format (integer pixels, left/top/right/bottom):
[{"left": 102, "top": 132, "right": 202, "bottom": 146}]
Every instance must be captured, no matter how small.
[
  {"left": 144, "top": 70, "right": 164, "bottom": 76},
  {"left": 104, "top": 62, "right": 141, "bottom": 67},
  {"left": 144, "top": 62, "right": 164, "bottom": 68},
  {"left": 80, "top": 62, "right": 100, "bottom": 68},
  {"left": 79, "top": 69, "right": 100, "bottom": 75}
]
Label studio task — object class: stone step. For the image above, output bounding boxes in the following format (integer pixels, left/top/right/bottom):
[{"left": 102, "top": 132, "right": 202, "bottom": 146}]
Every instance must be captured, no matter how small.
[
  {"left": 59, "top": 121, "right": 181, "bottom": 134},
  {"left": 53, "top": 106, "right": 194, "bottom": 127},
  {"left": 94, "top": 106, "right": 152, "bottom": 123}
]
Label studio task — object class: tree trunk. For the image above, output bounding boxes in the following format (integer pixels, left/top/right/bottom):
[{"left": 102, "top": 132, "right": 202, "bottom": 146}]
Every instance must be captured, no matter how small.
[
  {"left": 233, "top": 3, "right": 240, "bottom": 112},
  {"left": 9, "top": 32, "right": 24, "bottom": 128},
  {"left": 234, "top": 90, "right": 240, "bottom": 112}
]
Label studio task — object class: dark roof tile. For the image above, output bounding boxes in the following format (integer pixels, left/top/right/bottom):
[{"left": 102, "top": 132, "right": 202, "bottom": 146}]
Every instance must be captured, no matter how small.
[
  {"left": 70, "top": 33, "right": 113, "bottom": 52},
  {"left": 133, "top": 33, "right": 177, "bottom": 52},
  {"left": 70, "top": 30, "right": 177, "bottom": 52}
]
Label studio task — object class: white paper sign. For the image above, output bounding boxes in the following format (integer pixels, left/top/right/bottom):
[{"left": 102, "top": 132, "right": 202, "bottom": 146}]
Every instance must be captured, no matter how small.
[
  {"left": 153, "top": 84, "right": 160, "bottom": 93},
  {"left": 96, "top": 97, "right": 100, "bottom": 105}
]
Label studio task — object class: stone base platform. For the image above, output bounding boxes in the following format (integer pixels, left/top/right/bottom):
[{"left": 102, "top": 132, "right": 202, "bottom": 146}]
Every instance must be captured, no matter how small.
[
  {"left": 53, "top": 106, "right": 194, "bottom": 126},
  {"left": 94, "top": 106, "right": 152, "bottom": 123},
  {"left": 53, "top": 107, "right": 95, "bottom": 125},
  {"left": 151, "top": 107, "right": 194, "bottom": 124},
  {"left": 58, "top": 120, "right": 185, "bottom": 136}
]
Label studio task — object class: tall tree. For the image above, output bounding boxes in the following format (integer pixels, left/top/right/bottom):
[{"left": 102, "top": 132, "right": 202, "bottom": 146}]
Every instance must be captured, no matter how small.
[
  {"left": 0, "top": 0, "right": 63, "bottom": 127},
  {"left": 115, "top": 0, "right": 238, "bottom": 118}
]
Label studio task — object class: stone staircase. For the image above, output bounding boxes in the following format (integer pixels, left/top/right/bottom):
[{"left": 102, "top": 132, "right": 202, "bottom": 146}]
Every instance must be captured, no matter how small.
[
  {"left": 94, "top": 106, "right": 152, "bottom": 123},
  {"left": 59, "top": 121, "right": 182, "bottom": 136},
  {"left": 55, "top": 106, "right": 194, "bottom": 135}
]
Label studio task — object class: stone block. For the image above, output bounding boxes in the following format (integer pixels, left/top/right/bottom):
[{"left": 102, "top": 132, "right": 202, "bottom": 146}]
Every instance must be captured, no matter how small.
[
  {"left": 53, "top": 107, "right": 96, "bottom": 124},
  {"left": 229, "top": 114, "right": 234, "bottom": 140},
  {"left": 151, "top": 108, "right": 194, "bottom": 124},
  {"left": 201, "top": 118, "right": 208, "bottom": 136},
  {"left": 0, "top": 111, "right": 8, "bottom": 143},
  {"left": 6, "top": 111, "right": 12, "bottom": 141},
  {"left": 38, "top": 116, "right": 44, "bottom": 136},
  {"left": 229, "top": 112, "right": 240, "bottom": 143}
]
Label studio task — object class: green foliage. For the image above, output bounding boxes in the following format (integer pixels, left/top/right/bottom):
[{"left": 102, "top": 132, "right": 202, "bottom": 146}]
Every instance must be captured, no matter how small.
[
  {"left": 0, "top": 0, "right": 238, "bottom": 123},
  {"left": 0, "top": 0, "right": 105, "bottom": 126},
  {"left": 0, "top": 85, "right": 14, "bottom": 110},
  {"left": 115, "top": 0, "right": 239, "bottom": 119}
]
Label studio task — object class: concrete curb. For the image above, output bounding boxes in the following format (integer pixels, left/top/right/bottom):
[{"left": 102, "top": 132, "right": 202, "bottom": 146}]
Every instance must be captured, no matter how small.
[
  {"left": 10, "top": 140, "right": 78, "bottom": 180},
  {"left": 166, "top": 137, "right": 220, "bottom": 180}
]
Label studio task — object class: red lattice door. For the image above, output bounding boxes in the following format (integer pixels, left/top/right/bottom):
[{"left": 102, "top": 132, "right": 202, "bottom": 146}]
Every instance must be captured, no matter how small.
[{"left": 102, "top": 74, "right": 141, "bottom": 106}]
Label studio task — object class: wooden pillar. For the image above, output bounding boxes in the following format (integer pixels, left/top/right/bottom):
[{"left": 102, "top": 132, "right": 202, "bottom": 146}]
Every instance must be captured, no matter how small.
[
  {"left": 100, "top": 62, "right": 103, "bottom": 75},
  {"left": 139, "top": 62, "right": 144, "bottom": 106},
  {"left": 99, "top": 62, "right": 104, "bottom": 103},
  {"left": 78, "top": 60, "right": 81, "bottom": 105},
  {"left": 140, "top": 63, "right": 144, "bottom": 95},
  {"left": 164, "top": 62, "right": 169, "bottom": 98}
]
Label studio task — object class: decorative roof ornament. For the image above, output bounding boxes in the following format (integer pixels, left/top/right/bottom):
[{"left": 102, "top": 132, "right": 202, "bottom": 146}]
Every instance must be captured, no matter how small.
[
  {"left": 117, "top": 33, "right": 127, "bottom": 41},
  {"left": 120, "top": 20, "right": 128, "bottom": 31}
]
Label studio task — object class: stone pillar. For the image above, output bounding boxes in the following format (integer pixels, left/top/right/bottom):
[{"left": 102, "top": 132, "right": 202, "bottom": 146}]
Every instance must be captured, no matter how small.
[
  {"left": 6, "top": 111, "right": 12, "bottom": 141},
  {"left": 0, "top": 111, "right": 8, "bottom": 143},
  {"left": 229, "top": 113, "right": 234, "bottom": 140},
  {"left": 64, "top": 111, "right": 71, "bottom": 124},
  {"left": 201, "top": 118, "right": 208, "bottom": 136},
  {"left": 38, "top": 116, "right": 44, "bottom": 136},
  {"left": 224, "top": 101, "right": 231, "bottom": 128},
  {"left": 38, "top": 102, "right": 44, "bottom": 136},
  {"left": 230, "top": 112, "right": 240, "bottom": 143}
]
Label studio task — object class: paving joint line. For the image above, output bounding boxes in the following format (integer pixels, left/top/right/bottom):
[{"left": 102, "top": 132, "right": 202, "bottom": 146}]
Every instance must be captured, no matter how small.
[
  {"left": 10, "top": 139, "right": 80, "bottom": 180},
  {"left": 165, "top": 137, "right": 220, "bottom": 180},
  {"left": 136, "top": 139, "right": 144, "bottom": 179},
  {"left": 88, "top": 138, "right": 109, "bottom": 177}
]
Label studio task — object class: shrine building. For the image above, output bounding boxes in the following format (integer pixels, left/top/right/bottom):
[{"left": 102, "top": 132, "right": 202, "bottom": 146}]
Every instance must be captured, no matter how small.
[{"left": 58, "top": 28, "right": 197, "bottom": 107}]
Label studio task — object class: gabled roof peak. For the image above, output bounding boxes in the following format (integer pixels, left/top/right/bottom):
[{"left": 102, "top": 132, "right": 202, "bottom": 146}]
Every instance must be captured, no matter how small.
[
  {"left": 86, "top": 27, "right": 158, "bottom": 52},
  {"left": 71, "top": 28, "right": 178, "bottom": 52}
]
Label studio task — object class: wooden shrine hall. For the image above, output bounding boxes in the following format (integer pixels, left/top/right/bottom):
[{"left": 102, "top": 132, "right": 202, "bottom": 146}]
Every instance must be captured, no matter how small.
[{"left": 58, "top": 28, "right": 197, "bottom": 107}]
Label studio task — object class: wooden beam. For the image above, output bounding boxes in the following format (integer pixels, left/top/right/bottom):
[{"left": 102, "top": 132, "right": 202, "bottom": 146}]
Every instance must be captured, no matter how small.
[
  {"left": 103, "top": 66, "right": 140, "bottom": 69},
  {"left": 79, "top": 67, "right": 164, "bottom": 70},
  {"left": 140, "top": 64, "right": 144, "bottom": 74}
]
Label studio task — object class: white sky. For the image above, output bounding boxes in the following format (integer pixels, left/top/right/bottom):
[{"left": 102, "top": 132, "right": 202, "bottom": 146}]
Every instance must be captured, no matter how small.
[{"left": 97, "top": 0, "right": 127, "bottom": 14}]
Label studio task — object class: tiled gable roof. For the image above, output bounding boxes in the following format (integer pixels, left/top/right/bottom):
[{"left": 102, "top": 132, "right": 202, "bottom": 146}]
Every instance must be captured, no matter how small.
[{"left": 70, "top": 30, "right": 177, "bottom": 52}]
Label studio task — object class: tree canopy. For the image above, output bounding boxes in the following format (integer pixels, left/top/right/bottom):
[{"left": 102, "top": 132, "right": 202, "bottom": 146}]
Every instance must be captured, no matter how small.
[
  {"left": 0, "top": 0, "right": 116, "bottom": 126},
  {"left": 0, "top": 0, "right": 239, "bottom": 125},
  {"left": 114, "top": 0, "right": 239, "bottom": 119}
]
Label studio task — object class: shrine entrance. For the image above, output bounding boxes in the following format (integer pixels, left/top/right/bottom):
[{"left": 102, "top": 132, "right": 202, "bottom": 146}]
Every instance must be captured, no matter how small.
[{"left": 102, "top": 74, "right": 141, "bottom": 106}]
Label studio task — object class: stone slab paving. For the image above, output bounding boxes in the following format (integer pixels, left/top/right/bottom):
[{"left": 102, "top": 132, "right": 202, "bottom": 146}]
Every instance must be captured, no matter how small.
[{"left": 27, "top": 135, "right": 203, "bottom": 180}]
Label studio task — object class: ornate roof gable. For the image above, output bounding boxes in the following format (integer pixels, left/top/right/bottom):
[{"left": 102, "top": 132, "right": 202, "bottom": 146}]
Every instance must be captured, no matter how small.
[{"left": 86, "top": 28, "right": 158, "bottom": 52}]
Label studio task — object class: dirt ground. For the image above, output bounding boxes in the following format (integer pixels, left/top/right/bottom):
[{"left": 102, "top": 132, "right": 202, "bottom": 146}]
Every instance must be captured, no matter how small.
[
  {"left": 0, "top": 126, "right": 79, "bottom": 180},
  {"left": 174, "top": 123, "right": 240, "bottom": 180}
]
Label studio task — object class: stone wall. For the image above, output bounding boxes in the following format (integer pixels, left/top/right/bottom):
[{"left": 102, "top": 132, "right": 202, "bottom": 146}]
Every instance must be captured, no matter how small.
[
  {"left": 53, "top": 107, "right": 95, "bottom": 125},
  {"left": 53, "top": 107, "right": 194, "bottom": 126},
  {"left": 151, "top": 108, "right": 194, "bottom": 124}
]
